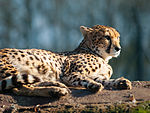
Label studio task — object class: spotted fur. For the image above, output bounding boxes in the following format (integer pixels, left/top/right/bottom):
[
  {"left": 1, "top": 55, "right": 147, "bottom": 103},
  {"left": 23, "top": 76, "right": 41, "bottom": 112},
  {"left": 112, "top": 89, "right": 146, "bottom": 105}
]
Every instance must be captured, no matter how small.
[{"left": 0, "top": 25, "right": 131, "bottom": 97}]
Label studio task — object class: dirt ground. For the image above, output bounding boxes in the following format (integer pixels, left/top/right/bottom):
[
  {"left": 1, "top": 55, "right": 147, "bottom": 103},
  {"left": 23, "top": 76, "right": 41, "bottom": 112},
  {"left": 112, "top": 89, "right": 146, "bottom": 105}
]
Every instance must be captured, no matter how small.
[{"left": 0, "top": 81, "right": 150, "bottom": 112}]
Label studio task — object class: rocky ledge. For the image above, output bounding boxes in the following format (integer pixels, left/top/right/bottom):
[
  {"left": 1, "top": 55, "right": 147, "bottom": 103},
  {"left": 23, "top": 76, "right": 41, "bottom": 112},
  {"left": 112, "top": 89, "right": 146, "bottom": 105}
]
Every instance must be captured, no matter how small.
[{"left": 0, "top": 81, "right": 150, "bottom": 112}]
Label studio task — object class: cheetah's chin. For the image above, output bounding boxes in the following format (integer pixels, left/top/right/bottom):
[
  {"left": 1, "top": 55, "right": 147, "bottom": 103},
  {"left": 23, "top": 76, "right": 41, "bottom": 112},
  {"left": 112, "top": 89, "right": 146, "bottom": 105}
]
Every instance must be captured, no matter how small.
[{"left": 111, "top": 51, "right": 120, "bottom": 57}]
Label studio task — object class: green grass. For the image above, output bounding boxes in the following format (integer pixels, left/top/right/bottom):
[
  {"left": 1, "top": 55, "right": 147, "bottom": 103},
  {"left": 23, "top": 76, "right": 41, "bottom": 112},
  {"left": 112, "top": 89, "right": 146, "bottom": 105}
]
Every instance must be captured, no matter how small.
[{"left": 56, "top": 101, "right": 150, "bottom": 113}]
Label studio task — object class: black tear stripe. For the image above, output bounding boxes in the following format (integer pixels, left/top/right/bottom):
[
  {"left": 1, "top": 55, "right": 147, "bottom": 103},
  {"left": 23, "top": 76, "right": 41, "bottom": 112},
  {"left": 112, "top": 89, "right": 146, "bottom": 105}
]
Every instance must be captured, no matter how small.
[{"left": 105, "top": 36, "right": 112, "bottom": 53}]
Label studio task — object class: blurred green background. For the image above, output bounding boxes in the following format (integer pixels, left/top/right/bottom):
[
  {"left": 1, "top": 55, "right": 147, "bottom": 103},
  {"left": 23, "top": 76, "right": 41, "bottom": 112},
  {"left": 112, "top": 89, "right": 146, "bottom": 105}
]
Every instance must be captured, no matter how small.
[{"left": 0, "top": 0, "right": 150, "bottom": 81}]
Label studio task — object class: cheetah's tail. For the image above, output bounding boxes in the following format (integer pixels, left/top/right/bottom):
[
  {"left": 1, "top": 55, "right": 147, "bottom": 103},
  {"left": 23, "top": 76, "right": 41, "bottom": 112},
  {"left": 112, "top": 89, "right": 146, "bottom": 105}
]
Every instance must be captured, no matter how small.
[{"left": 0, "top": 74, "right": 41, "bottom": 91}]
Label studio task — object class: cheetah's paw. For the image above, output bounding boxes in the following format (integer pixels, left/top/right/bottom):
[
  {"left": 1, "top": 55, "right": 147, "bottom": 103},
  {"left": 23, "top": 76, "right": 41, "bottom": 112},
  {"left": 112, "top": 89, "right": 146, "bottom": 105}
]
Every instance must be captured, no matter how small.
[
  {"left": 115, "top": 77, "right": 132, "bottom": 90},
  {"left": 88, "top": 83, "right": 104, "bottom": 93}
]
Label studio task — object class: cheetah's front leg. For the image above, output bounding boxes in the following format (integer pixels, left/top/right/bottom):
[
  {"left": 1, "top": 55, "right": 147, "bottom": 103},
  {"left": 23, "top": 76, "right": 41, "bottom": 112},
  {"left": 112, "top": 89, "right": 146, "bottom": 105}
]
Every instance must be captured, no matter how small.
[
  {"left": 93, "top": 77, "right": 132, "bottom": 90},
  {"left": 61, "top": 74, "right": 104, "bottom": 93}
]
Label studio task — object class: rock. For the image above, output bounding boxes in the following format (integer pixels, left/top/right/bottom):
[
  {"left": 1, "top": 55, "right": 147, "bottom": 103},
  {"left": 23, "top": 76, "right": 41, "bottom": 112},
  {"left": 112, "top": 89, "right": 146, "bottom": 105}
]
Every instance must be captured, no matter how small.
[{"left": 0, "top": 81, "right": 150, "bottom": 112}]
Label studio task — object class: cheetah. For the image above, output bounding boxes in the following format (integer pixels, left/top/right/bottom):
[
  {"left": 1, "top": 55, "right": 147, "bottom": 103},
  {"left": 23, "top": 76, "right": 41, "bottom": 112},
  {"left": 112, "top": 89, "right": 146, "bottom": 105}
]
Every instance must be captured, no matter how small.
[{"left": 0, "top": 25, "right": 132, "bottom": 97}]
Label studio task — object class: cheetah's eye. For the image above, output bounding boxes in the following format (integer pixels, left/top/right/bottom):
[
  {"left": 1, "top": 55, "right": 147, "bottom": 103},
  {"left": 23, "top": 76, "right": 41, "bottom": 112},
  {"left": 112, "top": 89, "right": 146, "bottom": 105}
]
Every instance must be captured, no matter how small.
[{"left": 104, "top": 36, "right": 111, "bottom": 40}]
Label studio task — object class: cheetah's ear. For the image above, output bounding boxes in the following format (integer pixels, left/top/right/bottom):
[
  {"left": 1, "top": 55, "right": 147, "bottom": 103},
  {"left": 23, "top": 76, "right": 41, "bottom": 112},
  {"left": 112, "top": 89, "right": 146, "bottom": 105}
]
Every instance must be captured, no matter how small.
[{"left": 80, "top": 26, "right": 93, "bottom": 37}]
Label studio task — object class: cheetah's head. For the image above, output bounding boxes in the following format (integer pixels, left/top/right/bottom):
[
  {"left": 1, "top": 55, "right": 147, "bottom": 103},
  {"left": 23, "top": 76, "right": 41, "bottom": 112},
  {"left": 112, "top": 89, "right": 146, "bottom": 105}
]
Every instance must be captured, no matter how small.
[{"left": 80, "top": 25, "right": 121, "bottom": 62}]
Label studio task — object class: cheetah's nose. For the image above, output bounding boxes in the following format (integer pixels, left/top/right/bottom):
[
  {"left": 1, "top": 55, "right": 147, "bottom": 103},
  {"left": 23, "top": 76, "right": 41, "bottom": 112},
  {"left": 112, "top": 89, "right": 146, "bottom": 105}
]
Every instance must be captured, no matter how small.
[{"left": 115, "top": 47, "right": 121, "bottom": 52}]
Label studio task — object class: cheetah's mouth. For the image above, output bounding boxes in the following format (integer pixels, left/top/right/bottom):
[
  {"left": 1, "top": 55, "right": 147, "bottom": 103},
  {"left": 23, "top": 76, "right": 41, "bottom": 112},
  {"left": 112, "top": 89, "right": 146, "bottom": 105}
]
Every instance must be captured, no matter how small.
[{"left": 113, "top": 50, "right": 121, "bottom": 57}]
